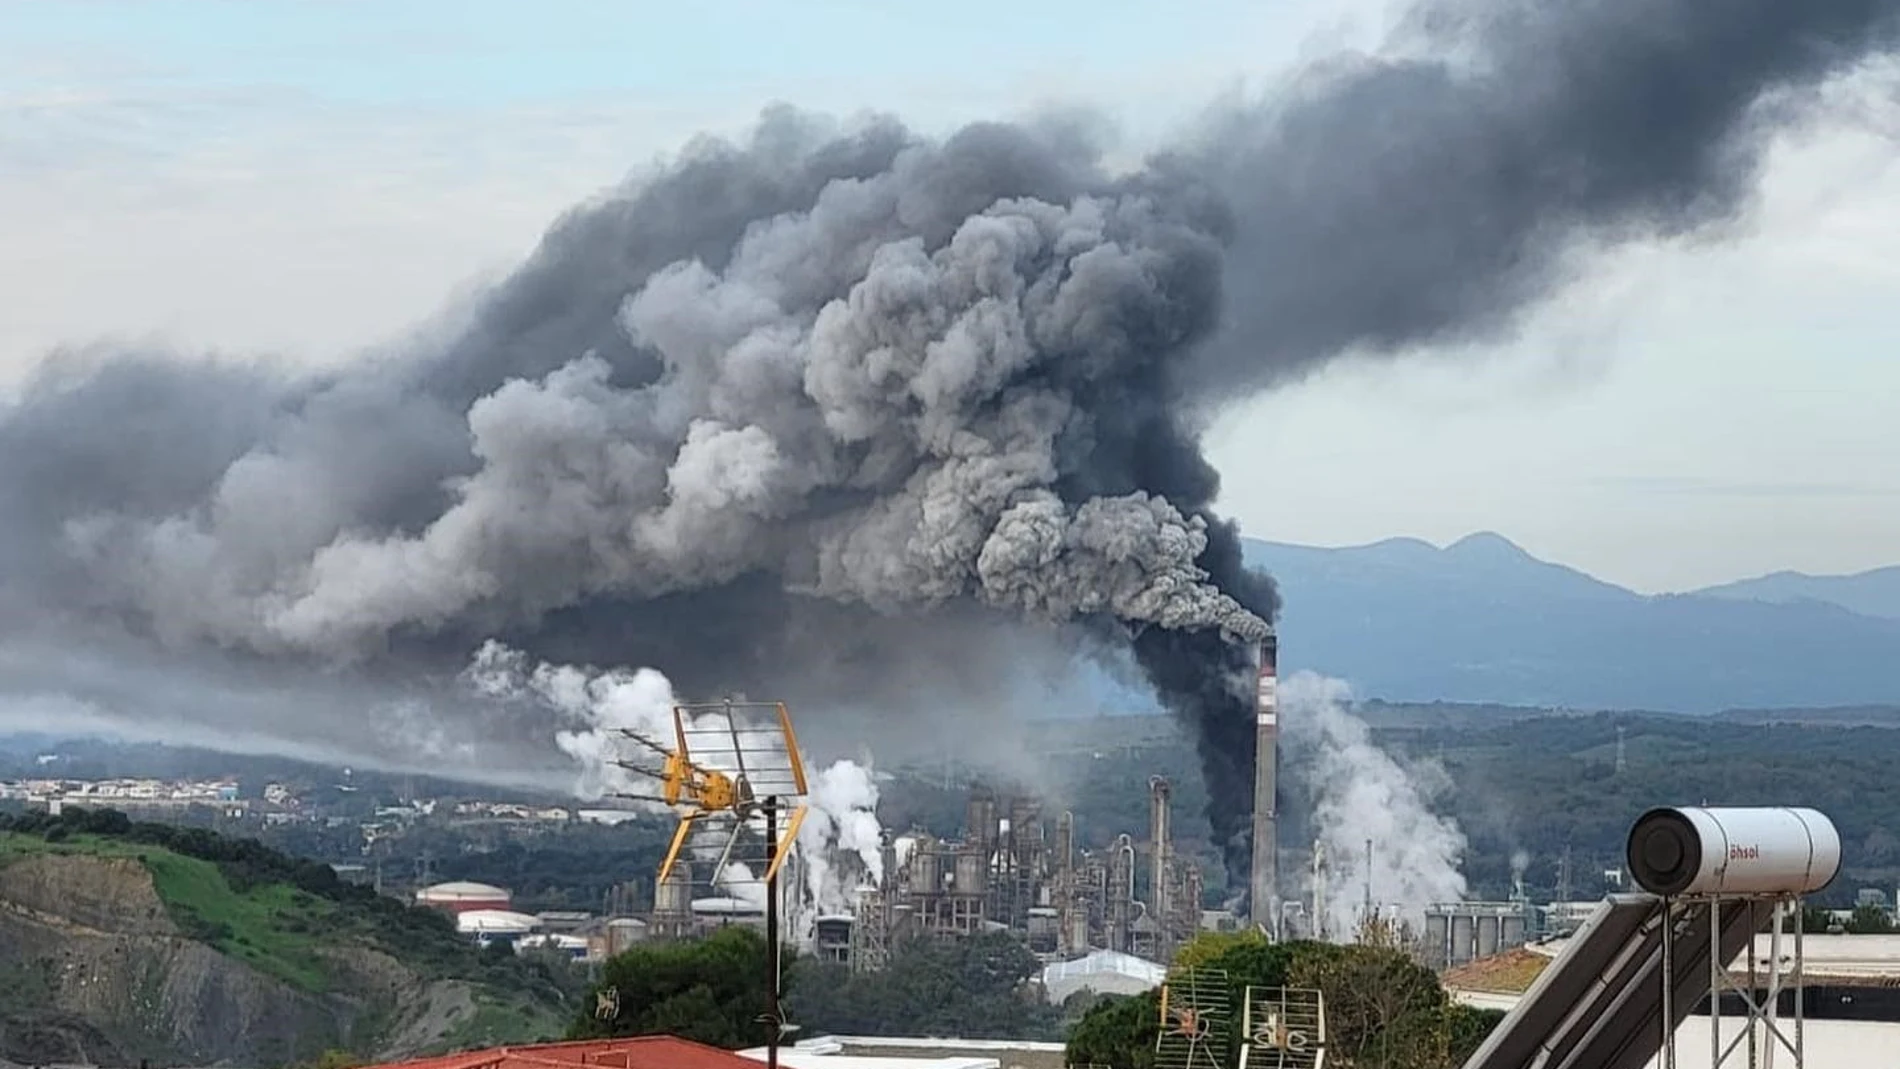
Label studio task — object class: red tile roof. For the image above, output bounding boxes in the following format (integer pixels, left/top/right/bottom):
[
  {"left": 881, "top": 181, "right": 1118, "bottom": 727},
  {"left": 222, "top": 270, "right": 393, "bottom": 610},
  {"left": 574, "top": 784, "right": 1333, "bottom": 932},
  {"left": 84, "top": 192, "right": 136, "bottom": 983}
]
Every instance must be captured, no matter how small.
[{"left": 362, "top": 1036, "right": 759, "bottom": 1069}]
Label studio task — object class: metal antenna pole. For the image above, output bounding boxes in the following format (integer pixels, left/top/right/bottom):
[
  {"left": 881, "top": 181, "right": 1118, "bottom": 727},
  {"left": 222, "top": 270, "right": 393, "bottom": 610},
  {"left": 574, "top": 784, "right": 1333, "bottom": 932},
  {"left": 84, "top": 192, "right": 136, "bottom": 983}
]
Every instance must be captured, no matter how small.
[
  {"left": 1363, "top": 839, "right": 1373, "bottom": 924},
  {"left": 1660, "top": 899, "right": 1676, "bottom": 1069},
  {"left": 765, "top": 795, "right": 781, "bottom": 1069}
]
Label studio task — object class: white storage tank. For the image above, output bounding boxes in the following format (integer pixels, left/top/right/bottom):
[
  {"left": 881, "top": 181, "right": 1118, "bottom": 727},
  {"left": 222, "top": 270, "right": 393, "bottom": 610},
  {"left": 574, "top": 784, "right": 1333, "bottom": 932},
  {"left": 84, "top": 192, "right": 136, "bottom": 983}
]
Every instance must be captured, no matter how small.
[
  {"left": 415, "top": 881, "right": 512, "bottom": 914},
  {"left": 1627, "top": 806, "right": 1841, "bottom": 897},
  {"left": 1450, "top": 912, "right": 1476, "bottom": 965},
  {"left": 1475, "top": 913, "right": 1501, "bottom": 959}
]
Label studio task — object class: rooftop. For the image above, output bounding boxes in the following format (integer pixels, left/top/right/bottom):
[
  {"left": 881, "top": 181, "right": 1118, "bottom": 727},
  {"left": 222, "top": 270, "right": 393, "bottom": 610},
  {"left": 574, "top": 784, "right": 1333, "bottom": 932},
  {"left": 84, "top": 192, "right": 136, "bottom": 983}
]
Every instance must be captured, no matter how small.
[
  {"left": 1440, "top": 946, "right": 1553, "bottom": 995},
  {"left": 417, "top": 881, "right": 511, "bottom": 899},
  {"left": 1040, "top": 949, "right": 1168, "bottom": 987},
  {"left": 744, "top": 1036, "right": 1069, "bottom": 1069},
  {"left": 359, "top": 1037, "right": 757, "bottom": 1069}
]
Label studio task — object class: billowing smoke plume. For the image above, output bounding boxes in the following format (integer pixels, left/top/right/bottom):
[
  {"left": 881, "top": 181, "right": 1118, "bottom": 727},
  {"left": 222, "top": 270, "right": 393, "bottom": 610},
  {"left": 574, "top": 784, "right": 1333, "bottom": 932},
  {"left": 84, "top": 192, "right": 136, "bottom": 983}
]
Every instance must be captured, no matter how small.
[
  {"left": 1283, "top": 673, "right": 1466, "bottom": 937},
  {"left": 7, "top": 0, "right": 1900, "bottom": 890}
]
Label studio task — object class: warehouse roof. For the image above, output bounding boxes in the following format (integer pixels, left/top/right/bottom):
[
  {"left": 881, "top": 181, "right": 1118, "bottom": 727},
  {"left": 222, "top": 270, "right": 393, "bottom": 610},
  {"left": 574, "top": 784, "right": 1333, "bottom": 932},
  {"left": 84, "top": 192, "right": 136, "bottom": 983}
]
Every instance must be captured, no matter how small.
[{"left": 1040, "top": 949, "right": 1168, "bottom": 987}]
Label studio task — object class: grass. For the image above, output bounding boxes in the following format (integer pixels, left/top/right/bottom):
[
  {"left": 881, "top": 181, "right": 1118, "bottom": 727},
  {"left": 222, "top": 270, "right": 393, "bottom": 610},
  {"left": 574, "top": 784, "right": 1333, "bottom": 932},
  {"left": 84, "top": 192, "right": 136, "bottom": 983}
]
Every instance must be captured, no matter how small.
[
  {"left": 439, "top": 994, "right": 565, "bottom": 1053},
  {"left": 0, "top": 829, "right": 150, "bottom": 861},
  {"left": 0, "top": 830, "right": 337, "bottom": 993},
  {"left": 1439, "top": 947, "right": 1551, "bottom": 994},
  {"left": 144, "top": 850, "right": 337, "bottom": 993}
]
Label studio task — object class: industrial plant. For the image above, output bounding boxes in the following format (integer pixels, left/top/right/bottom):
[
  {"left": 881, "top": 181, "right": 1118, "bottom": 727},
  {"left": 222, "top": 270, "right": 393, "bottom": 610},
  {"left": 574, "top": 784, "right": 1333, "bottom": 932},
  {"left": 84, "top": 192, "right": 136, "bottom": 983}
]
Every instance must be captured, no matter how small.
[
  {"left": 402, "top": 636, "right": 1654, "bottom": 978},
  {"left": 642, "top": 775, "right": 1211, "bottom": 970}
]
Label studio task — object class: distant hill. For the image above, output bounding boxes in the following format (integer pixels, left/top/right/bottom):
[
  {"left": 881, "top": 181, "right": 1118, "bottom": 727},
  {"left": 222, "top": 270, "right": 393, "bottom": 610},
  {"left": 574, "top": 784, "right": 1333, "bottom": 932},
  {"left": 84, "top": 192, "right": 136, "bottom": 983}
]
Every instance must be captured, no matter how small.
[
  {"left": 1244, "top": 532, "right": 1900, "bottom": 713},
  {"left": 1695, "top": 566, "right": 1900, "bottom": 620},
  {"left": 0, "top": 809, "right": 571, "bottom": 1067}
]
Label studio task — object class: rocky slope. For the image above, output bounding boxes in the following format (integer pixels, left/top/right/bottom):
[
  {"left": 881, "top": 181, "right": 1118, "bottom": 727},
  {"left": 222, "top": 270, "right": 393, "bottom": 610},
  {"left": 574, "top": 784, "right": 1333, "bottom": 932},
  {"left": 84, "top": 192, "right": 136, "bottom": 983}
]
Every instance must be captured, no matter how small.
[{"left": 0, "top": 846, "right": 560, "bottom": 1067}]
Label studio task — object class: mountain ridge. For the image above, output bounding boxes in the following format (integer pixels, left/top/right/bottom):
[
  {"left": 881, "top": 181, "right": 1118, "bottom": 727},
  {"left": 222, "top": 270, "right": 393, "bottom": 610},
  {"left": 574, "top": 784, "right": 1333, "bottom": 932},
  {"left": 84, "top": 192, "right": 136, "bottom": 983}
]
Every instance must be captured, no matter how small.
[
  {"left": 1693, "top": 564, "right": 1900, "bottom": 620},
  {"left": 1243, "top": 533, "right": 1900, "bottom": 712}
]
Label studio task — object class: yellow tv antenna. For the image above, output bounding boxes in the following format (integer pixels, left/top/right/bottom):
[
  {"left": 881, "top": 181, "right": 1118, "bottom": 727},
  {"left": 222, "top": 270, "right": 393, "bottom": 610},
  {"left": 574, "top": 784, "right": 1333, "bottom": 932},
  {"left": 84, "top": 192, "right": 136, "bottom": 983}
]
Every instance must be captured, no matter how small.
[{"left": 613, "top": 697, "right": 809, "bottom": 1069}]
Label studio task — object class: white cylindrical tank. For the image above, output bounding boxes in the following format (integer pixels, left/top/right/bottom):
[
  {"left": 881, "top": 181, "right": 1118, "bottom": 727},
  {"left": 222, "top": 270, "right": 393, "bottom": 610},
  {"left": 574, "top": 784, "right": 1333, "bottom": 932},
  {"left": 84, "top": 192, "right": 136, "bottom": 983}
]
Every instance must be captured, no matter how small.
[
  {"left": 1627, "top": 806, "right": 1841, "bottom": 897},
  {"left": 1450, "top": 913, "right": 1476, "bottom": 965},
  {"left": 1476, "top": 914, "right": 1501, "bottom": 958}
]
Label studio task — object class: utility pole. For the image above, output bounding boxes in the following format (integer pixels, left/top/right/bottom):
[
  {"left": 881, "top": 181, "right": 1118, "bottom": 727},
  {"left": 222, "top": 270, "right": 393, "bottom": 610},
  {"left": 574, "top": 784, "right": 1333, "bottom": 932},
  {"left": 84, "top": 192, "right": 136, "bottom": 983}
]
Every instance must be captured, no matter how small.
[
  {"left": 763, "top": 796, "right": 783, "bottom": 1069},
  {"left": 1311, "top": 840, "right": 1327, "bottom": 941},
  {"left": 1363, "top": 838, "right": 1374, "bottom": 923}
]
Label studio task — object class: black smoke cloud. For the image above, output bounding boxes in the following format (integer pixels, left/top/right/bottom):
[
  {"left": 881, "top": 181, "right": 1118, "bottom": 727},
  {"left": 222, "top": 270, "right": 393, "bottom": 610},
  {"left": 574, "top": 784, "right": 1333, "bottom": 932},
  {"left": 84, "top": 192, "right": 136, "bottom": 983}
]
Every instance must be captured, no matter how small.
[{"left": 5, "top": 1, "right": 1900, "bottom": 887}]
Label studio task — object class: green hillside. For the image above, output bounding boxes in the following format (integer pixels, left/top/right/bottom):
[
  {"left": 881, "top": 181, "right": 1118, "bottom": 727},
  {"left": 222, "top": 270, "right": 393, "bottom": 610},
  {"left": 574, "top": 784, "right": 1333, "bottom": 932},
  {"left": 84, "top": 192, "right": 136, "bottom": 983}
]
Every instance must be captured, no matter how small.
[{"left": 0, "top": 808, "right": 579, "bottom": 1065}]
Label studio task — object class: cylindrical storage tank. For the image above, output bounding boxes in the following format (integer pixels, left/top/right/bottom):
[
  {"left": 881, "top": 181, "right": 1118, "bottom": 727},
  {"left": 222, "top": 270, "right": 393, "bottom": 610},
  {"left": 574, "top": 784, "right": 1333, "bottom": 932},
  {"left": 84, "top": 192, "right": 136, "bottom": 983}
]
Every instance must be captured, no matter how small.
[
  {"left": 655, "top": 865, "right": 691, "bottom": 915},
  {"left": 1502, "top": 913, "right": 1527, "bottom": 948},
  {"left": 913, "top": 847, "right": 941, "bottom": 892},
  {"left": 1066, "top": 908, "right": 1090, "bottom": 952},
  {"left": 607, "top": 918, "right": 646, "bottom": 956},
  {"left": 1627, "top": 807, "right": 1842, "bottom": 897},
  {"left": 1424, "top": 913, "right": 1451, "bottom": 967},
  {"left": 967, "top": 789, "right": 997, "bottom": 847},
  {"left": 415, "top": 881, "right": 512, "bottom": 914},
  {"left": 956, "top": 849, "right": 987, "bottom": 893},
  {"left": 1476, "top": 914, "right": 1500, "bottom": 958},
  {"left": 1450, "top": 913, "right": 1476, "bottom": 966}
]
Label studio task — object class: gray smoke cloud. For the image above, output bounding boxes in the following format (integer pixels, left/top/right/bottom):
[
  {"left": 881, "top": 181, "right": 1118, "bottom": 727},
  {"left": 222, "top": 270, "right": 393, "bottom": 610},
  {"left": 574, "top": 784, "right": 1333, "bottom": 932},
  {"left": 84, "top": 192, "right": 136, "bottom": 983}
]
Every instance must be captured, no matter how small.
[{"left": 5, "top": 0, "right": 1900, "bottom": 886}]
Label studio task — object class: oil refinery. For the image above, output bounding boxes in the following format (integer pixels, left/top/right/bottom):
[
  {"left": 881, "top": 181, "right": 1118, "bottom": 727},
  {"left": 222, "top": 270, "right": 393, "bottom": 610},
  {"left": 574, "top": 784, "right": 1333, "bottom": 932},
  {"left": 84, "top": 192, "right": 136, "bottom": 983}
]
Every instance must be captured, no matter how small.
[{"left": 645, "top": 775, "right": 1212, "bottom": 970}]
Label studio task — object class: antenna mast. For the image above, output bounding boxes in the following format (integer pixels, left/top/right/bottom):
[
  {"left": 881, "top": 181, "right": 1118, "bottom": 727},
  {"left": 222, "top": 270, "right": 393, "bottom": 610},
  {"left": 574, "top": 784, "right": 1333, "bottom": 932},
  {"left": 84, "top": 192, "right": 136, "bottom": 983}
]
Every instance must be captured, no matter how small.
[
  {"left": 1363, "top": 839, "right": 1373, "bottom": 924},
  {"left": 616, "top": 699, "right": 809, "bottom": 1069},
  {"left": 1311, "top": 840, "right": 1327, "bottom": 942}
]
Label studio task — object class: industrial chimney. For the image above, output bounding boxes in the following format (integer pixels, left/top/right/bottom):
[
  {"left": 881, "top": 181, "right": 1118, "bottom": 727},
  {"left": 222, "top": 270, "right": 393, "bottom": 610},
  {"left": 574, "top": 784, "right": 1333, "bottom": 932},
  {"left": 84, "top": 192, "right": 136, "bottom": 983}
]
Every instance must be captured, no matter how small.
[
  {"left": 1250, "top": 634, "right": 1279, "bottom": 935},
  {"left": 1149, "top": 776, "right": 1172, "bottom": 929}
]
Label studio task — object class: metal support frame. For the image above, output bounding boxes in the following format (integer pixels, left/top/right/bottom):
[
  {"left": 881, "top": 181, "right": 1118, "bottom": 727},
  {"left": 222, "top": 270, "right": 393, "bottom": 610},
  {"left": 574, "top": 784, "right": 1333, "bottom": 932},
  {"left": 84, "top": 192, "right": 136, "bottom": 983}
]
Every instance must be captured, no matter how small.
[
  {"left": 1657, "top": 894, "right": 1806, "bottom": 1069},
  {"left": 763, "top": 795, "right": 783, "bottom": 1069}
]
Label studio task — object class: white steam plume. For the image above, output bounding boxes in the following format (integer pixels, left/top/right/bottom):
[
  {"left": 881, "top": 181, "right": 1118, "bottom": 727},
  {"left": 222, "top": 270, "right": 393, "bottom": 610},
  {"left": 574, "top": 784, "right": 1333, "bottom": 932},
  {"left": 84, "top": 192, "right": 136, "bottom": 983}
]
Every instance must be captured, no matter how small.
[
  {"left": 461, "top": 639, "right": 681, "bottom": 801},
  {"left": 798, "top": 759, "right": 885, "bottom": 922},
  {"left": 1282, "top": 672, "right": 1467, "bottom": 939}
]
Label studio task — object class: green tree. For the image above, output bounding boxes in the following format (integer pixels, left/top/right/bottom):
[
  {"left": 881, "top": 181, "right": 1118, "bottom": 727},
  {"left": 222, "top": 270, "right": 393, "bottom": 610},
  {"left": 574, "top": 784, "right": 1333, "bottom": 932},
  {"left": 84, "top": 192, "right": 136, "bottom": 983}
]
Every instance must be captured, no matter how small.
[
  {"left": 787, "top": 932, "right": 1059, "bottom": 1040},
  {"left": 1288, "top": 943, "right": 1454, "bottom": 1069},
  {"left": 1063, "top": 939, "right": 1502, "bottom": 1069},
  {"left": 1845, "top": 904, "right": 1894, "bottom": 934},
  {"left": 1064, "top": 990, "right": 1158, "bottom": 1069},
  {"left": 572, "top": 926, "right": 778, "bottom": 1049},
  {"left": 1446, "top": 1004, "right": 1507, "bottom": 1065}
]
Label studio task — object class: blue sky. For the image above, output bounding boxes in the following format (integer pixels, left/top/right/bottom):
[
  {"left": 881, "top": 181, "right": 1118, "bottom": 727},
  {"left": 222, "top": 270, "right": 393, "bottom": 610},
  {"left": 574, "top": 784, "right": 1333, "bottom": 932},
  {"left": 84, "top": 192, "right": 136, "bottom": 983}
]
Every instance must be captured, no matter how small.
[
  {"left": 4, "top": 1, "right": 1298, "bottom": 110},
  {"left": 5, "top": 0, "right": 1898, "bottom": 592}
]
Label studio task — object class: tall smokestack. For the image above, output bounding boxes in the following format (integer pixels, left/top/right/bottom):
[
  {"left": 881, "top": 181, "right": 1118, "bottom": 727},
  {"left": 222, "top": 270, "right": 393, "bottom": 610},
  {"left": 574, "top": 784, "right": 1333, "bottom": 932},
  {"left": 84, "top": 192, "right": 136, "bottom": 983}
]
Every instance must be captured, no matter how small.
[
  {"left": 1149, "top": 776, "right": 1172, "bottom": 927},
  {"left": 1250, "top": 634, "right": 1278, "bottom": 934}
]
